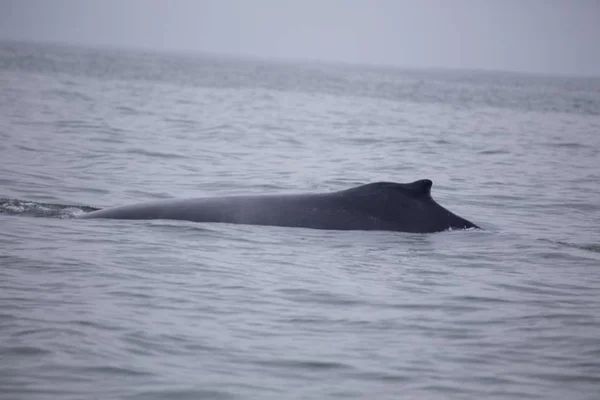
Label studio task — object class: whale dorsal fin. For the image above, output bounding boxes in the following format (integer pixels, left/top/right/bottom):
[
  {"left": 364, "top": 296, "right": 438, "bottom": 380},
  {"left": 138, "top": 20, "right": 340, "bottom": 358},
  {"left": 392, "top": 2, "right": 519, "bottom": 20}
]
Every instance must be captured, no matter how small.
[
  {"left": 405, "top": 179, "right": 433, "bottom": 196},
  {"left": 345, "top": 180, "right": 434, "bottom": 198}
]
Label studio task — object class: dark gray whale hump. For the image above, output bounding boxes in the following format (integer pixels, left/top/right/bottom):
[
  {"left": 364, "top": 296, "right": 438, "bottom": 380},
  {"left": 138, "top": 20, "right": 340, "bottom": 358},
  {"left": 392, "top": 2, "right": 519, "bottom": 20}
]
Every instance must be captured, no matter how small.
[
  {"left": 403, "top": 179, "right": 433, "bottom": 196},
  {"left": 340, "top": 180, "right": 434, "bottom": 205},
  {"left": 353, "top": 179, "right": 433, "bottom": 197},
  {"left": 79, "top": 179, "right": 480, "bottom": 233},
  {"left": 335, "top": 179, "right": 477, "bottom": 232}
]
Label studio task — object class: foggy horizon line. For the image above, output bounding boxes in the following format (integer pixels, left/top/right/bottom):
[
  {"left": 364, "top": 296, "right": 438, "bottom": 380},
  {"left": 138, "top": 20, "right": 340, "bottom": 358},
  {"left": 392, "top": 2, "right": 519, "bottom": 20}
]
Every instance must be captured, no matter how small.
[{"left": 4, "top": 37, "right": 598, "bottom": 80}]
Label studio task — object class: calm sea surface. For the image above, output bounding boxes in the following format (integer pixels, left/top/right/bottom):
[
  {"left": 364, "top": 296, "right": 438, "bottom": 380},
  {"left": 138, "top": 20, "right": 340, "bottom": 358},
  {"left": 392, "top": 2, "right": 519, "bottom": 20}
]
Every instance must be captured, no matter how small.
[{"left": 1, "top": 41, "right": 600, "bottom": 400}]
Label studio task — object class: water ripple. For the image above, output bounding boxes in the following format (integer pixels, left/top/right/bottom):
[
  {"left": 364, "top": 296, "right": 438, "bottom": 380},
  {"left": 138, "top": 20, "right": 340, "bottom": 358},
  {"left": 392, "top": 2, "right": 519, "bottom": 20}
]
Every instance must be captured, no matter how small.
[{"left": 2, "top": 40, "right": 600, "bottom": 400}]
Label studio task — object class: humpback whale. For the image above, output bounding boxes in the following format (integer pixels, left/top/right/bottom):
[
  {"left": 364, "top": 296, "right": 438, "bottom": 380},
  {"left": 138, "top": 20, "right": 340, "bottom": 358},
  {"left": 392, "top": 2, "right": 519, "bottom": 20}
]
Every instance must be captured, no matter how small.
[{"left": 78, "top": 179, "right": 479, "bottom": 233}]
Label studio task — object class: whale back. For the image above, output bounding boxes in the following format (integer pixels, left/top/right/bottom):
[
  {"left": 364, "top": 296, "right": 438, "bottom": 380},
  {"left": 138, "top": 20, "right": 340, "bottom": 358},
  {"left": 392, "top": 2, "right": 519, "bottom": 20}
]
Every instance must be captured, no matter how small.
[{"left": 79, "top": 179, "right": 479, "bottom": 233}]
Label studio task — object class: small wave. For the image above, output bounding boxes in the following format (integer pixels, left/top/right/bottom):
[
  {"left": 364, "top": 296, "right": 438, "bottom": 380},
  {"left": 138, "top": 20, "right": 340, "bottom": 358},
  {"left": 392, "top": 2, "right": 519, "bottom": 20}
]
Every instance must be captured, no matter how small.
[
  {"left": 548, "top": 142, "right": 587, "bottom": 149},
  {"left": 43, "top": 88, "right": 92, "bottom": 102},
  {"left": 115, "top": 106, "right": 145, "bottom": 115},
  {"left": 478, "top": 149, "right": 510, "bottom": 155},
  {"left": 83, "top": 365, "right": 151, "bottom": 377},
  {"left": 0, "top": 345, "right": 51, "bottom": 356},
  {"left": 541, "top": 239, "right": 600, "bottom": 254},
  {"left": 163, "top": 117, "right": 198, "bottom": 125},
  {"left": 13, "top": 144, "right": 38, "bottom": 152},
  {"left": 54, "top": 119, "right": 104, "bottom": 130},
  {"left": 433, "top": 139, "right": 452, "bottom": 145},
  {"left": 131, "top": 388, "right": 235, "bottom": 400},
  {"left": 124, "top": 148, "right": 187, "bottom": 159},
  {"left": 0, "top": 197, "right": 98, "bottom": 218},
  {"left": 255, "top": 357, "right": 353, "bottom": 371}
]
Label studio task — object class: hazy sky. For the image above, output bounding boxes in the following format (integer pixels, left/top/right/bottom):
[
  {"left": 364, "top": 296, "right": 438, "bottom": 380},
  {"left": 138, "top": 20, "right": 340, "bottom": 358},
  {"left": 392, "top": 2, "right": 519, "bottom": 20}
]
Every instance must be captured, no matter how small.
[{"left": 1, "top": 0, "right": 599, "bottom": 76}]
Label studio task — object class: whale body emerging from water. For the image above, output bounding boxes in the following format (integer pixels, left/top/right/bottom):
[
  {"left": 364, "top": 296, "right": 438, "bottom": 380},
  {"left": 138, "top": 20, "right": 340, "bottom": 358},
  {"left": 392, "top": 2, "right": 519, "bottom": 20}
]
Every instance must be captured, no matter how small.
[{"left": 78, "top": 179, "right": 479, "bottom": 233}]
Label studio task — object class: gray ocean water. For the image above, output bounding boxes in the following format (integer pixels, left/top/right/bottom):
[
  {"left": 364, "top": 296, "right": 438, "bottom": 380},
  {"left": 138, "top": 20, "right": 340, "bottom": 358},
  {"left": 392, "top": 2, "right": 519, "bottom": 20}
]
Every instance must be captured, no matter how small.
[{"left": 1, "top": 40, "right": 600, "bottom": 399}]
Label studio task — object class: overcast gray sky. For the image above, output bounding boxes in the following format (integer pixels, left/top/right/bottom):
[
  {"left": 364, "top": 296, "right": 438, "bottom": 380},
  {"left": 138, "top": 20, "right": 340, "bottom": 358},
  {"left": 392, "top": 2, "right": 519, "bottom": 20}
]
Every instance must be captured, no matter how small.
[{"left": 1, "top": 0, "right": 599, "bottom": 76}]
